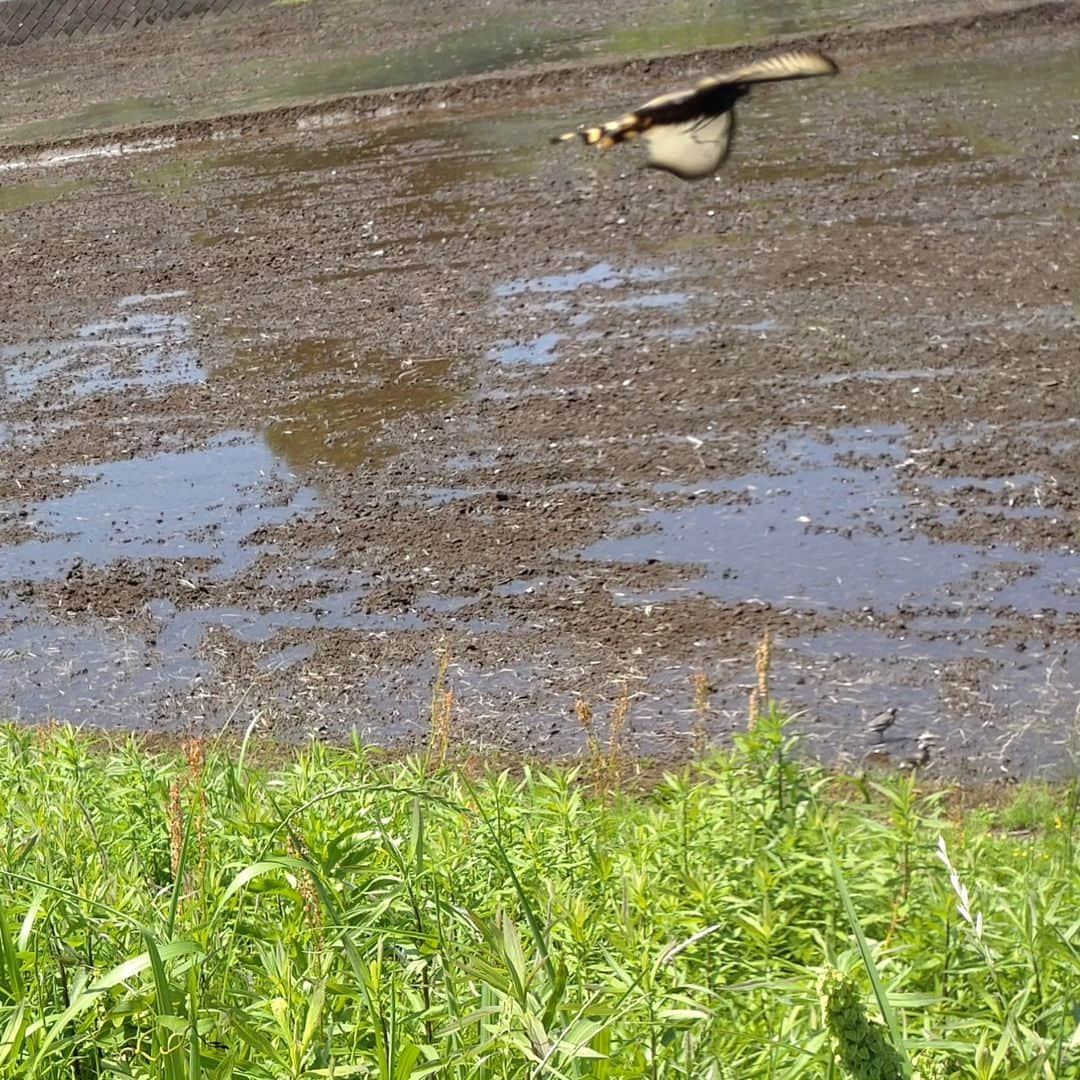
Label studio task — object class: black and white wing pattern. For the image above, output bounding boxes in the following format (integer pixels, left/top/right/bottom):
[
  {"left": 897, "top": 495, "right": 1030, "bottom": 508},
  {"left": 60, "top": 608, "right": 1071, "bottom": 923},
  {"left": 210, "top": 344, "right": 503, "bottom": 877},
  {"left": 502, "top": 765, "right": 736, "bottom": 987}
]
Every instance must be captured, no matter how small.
[{"left": 553, "top": 50, "right": 837, "bottom": 180}]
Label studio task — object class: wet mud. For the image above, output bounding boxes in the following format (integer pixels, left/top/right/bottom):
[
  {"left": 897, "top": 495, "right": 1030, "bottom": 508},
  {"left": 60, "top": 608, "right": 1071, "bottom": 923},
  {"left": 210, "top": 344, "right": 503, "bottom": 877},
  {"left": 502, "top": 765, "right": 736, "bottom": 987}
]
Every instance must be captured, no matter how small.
[{"left": 1, "top": 8, "right": 1078, "bottom": 778}]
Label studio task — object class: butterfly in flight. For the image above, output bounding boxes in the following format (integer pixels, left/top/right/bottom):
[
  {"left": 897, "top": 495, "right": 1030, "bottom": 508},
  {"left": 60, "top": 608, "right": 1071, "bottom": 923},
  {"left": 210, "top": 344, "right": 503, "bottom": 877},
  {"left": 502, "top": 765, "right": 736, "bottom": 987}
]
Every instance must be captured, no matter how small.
[{"left": 552, "top": 50, "right": 837, "bottom": 180}]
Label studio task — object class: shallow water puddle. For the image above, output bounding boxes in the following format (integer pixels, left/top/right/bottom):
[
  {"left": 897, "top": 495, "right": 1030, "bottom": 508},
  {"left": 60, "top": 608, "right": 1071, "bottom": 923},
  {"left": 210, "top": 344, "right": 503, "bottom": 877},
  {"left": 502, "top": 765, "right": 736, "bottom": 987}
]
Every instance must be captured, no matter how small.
[
  {"left": 609, "top": 291, "right": 689, "bottom": 311},
  {"left": 0, "top": 583, "right": 426, "bottom": 727},
  {"left": 0, "top": 293, "right": 482, "bottom": 724},
  {"left": 775, "top": 621, "right": 1080, "bottom": 778},
  {"left": 225, "top": 338, "right": 460, "bottom": 472},
  {"left": 193, "top": 112, "right": 547, "bottom": 256},
  {"left": 493, "top": 333, "right": 564, "bottom": 366},
  {"left": 0, "top": 291, "right": 200, "bottom": 401},
  {"left": 0, "top": 317, "right": 450, "bottom": 725},
  {"left": 599, "top": 0, "right": 892, "bottom": 57},
  {"left": 2, "top": 97, "right": 181, "bottom": 146},
  {"left": 219, "top": 18, "right": 596, "bottom": 115},
  {"left": 491, "top": 260, "right": 694, "bottom": 366},
  {"left": 3, "top": 434, "right": 317, "bottom": 582},
  {"left": 588, "top": 425, "right": 1076, "bottom": 613},
  {"left": 209, "top": 112, "right": 550, "bottom": 178},
  {"left": 814, "top": 365, "right": 972, "bottom": 386},
  {"left": 0, "top": 596, "right": 209, "bottom": 726},
  {"left": 862, "top": 43, "right": 1080, "bottom": 144},
  {"left": 5, "top": 0, "right": 1071, "bottom": 170},
  {"left": 0, "top": 137, "right": 179, "bottom": 173},
  {"left": 730, "top": 317, "right": 784, "bottom": 335},
  {"left": 495, "top": 261, "right": 672, "bottom": 298},
  {"left": 589, "top": 424, "right": 1078, "bottom": 772},
  {"left": 150, "top": 592, "right": 423, "bottom": 644},
  {"left": 913, "top": 474, "right": 1065, "bottom": 524},
  {"left": 211, "top": 0, "right": 894, "bottom": 117},
  {"left": 1, "top": 0, "right": 904, "bottom": 145}
]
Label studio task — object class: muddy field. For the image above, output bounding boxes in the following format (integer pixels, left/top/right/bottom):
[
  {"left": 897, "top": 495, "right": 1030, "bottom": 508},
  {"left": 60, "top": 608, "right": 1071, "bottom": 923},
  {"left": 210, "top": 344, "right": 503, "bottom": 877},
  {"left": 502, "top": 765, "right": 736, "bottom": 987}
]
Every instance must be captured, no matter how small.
[{"left": 1, "top": 2, "right": 1078, "bottom": 778}]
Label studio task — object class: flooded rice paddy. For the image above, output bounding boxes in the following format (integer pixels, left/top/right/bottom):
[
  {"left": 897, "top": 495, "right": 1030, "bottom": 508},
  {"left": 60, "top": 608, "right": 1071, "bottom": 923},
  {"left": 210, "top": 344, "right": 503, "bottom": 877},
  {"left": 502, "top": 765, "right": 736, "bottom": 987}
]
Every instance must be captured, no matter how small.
[{"left": 1, "top": 13, "right": 1078, "bottom": 775}]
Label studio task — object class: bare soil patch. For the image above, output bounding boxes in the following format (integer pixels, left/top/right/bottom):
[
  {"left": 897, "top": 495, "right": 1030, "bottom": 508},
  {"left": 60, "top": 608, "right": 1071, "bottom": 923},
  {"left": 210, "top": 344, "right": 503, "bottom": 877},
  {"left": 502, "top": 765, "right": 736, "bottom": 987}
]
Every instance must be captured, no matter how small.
[{"left": 1, "top": 6, "right": 1078, "bottom": 778}]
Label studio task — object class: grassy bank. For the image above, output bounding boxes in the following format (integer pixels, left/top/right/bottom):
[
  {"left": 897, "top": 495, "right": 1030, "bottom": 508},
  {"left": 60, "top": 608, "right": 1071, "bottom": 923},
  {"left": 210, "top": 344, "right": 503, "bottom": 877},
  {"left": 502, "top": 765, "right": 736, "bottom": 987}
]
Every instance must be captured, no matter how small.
[{"left": 0, "top": 712, "right": 1076, "bottom": 1078}]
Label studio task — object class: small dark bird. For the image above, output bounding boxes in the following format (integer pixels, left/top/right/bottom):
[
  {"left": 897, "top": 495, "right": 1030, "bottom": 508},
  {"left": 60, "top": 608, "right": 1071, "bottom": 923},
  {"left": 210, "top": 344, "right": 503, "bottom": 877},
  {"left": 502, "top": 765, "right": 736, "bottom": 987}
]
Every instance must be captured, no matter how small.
[
  {"left": 899, "top": 731, "right": 936, "bottom": 771},
  {"left": 552, "top": 50, "right": 838, "bottom": 180},
  {"left": 867, "top": 706, "right": 898, "bottom": 742}
]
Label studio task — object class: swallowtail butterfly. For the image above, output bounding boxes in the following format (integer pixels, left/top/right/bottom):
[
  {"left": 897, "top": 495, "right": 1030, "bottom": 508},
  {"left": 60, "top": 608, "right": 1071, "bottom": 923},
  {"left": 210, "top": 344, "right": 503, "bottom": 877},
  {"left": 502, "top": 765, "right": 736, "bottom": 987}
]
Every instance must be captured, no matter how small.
[{"left": 553, "top": 50, "right": 838, "bottom": 180}]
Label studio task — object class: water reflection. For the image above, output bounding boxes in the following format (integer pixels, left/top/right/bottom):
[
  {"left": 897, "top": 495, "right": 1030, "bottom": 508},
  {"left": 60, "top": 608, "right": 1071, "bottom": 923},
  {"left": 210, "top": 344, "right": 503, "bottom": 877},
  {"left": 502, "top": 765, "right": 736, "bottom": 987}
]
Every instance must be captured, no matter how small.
[
  {"left": 492, "top": 332, "right": 564, "bottom": 366},
  {"left": 491, "top": 260, "right": 694, "bottom": 369},
  {"left": 587, "top": 425, "right": 1077, "bottom": 614},
  {"left": 496, "top": 261, "right": 672, "bottom": 298},
  {"left": 193, "top": 111, "right": 546, "bottom": 243},
  {"left": 228, "top": 339, "right": 459, "bottom": 472},
  {"left": 2, "top": 433, "right": 316, "bottom": 582},
  {"left": 3, "top": 0, "right": 901, "bottom": 144},
  {"left": 0, "top": 292, "right": 200, "bottom": 401}
]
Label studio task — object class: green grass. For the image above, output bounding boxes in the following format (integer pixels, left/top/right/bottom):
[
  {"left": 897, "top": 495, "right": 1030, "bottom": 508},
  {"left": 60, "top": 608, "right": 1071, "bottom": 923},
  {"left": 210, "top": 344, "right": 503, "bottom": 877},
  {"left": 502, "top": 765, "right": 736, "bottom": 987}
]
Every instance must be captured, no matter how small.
[{"left": 0, "top": 711, "right": 1077, "bottom": 1078}]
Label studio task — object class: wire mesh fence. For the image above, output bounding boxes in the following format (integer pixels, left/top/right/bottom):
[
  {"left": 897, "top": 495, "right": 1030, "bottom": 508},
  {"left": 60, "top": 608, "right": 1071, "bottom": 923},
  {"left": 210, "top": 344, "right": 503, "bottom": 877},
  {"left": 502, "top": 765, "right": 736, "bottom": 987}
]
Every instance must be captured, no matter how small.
[{"left": 1, "top": 0, "right": 260, "bottom": 45}]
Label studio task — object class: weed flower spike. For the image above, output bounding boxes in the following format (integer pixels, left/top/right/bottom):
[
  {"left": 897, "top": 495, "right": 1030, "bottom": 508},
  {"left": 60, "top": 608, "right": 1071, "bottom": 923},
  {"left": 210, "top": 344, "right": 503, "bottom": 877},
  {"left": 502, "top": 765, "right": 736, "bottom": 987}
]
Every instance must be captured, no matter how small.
[
  {"left": 936, "top": 836, "right": 985, "bottom": 943},
  {"left": 749, "top": 629, "right": 773, "bottom": 727}
]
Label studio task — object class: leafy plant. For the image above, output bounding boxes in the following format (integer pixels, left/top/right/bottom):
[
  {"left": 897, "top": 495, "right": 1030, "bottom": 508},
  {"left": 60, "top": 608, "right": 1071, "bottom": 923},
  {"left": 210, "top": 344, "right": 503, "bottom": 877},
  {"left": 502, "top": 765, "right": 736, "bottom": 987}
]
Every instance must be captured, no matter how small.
[{"left": 0, "top": 718, "right": 1073, "bottom": 1078}]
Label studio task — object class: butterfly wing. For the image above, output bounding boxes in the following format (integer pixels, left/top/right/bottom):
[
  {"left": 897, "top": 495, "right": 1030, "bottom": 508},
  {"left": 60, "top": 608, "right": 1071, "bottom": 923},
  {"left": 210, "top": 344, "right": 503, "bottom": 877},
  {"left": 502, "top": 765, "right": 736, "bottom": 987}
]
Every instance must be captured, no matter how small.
[
  {"left": 642, "top": 110, "right": 734, "bottom": 180},
  {"left": 550, "top": 84, "right": 735, "bottom": 155},
  {"left": 552, "top": 49, "right": 836, "bottom": 178},
  {"left": 696, "top": 49, "right": 838, "bottom": 89}
]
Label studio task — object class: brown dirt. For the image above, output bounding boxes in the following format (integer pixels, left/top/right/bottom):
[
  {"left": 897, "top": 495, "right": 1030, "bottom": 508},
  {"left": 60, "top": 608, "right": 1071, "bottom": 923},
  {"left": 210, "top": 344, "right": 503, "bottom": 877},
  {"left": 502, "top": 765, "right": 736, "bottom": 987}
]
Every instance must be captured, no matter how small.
[{"left": 1, "top": 2, "right": 1078, "bottom": 779}]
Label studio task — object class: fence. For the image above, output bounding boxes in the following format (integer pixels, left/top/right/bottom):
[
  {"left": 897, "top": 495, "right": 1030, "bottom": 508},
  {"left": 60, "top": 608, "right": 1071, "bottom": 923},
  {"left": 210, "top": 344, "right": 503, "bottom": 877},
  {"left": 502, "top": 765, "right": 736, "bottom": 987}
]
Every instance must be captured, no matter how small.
[{"left": 0, "top": 0, "right": 260, "bottom": 45}]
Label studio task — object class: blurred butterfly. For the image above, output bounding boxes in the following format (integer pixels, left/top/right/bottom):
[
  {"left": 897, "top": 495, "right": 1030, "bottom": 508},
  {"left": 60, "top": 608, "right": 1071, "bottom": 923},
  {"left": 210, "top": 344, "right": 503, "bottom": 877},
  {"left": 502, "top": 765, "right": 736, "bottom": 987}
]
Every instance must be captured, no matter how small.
[{"left": 552, "top": 50, "right": 838, "bottom": 180}]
